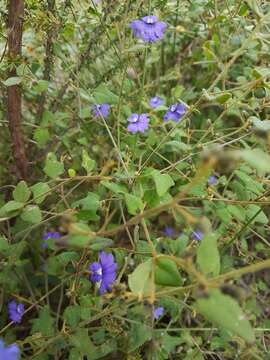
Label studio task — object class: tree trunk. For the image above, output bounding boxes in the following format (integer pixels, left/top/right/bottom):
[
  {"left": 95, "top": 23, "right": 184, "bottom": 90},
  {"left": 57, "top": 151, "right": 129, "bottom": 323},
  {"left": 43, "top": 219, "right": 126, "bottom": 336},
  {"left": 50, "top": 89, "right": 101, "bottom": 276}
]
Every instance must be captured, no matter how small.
[{"left": 7, "top": 0, "right": 28, "bottom": 179}]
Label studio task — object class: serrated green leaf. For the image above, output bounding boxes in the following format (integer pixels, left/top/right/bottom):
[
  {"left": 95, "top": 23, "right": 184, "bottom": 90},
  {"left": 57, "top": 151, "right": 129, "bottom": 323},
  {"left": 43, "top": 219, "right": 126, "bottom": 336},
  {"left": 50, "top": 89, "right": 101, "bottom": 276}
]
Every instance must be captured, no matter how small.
[
  {"left": 0, "top": 201, "right": 24, "bottom": 217},
  {"left": 90, "top": 237, "right": 114, "bottom": 251},
  {"left": 44, "top": 153, "right": 64, "bottom": 179},
  {"left": 101, "top": 180, "right": 127, "bottom": 194},
  {"left": 128, "top": 259, "right": 154, "bottom": 297},
  {"left": 152, "top": 170, "right": 174, "bottom": 197},
  {"left": 238, "top": 149, "right": 270, "bottom": 174},
  {"left": 246, "top": 205, "right": 267, "bottom": 224},
  {"left": 0, "top": 236, "right": 9, "bottom": 251},
  {"left": 227, "top": 204, "right": 246, "bottom": 222},
  {"left": 13, "top": 181, "right": 31, "bottom": 203},
  {"left": 93, "top": 84, "right": 119, "bottom": 104},
  {"left": 31, "top": 182, "right": 51, "bottom": 204},
  {"left": 70, "top": 329, "right": 96, "bottom": 358},
  {"left": 3, "top": 76, "right": 22, "bottom": 86},
  {"left": 251, "top": 117, "right": 270, "bottom": 132},
  {"left": 33, "top": 80, "right": 49, "bottom": 93},
  {"left": 34, "top": 128, "right": 50, "bottom": 148},
  {"left": 124, "top": 193, "right": 144, "bottom": 215},
  {"left": 68, "top": 234, "right": 91, "bottom": 247},
  {"left": 196, "top": 289, "right": 255, "bottom": 342},
  {"left": 155, "top": 257, "right": 182, "bottom": 286},
  {"left": 128, "top": 323, "right": 152, "bottom": 353},
  {"left": 64, "top": 306, "right": 81, "bottom": 327},
  {"left": 197, "top": 233, "right": 220, "bottom": 276},
  {"left": 21, "top": 205, "right": 42, "bottom": 224},
  {"left": 31, "top": 306, "right": 55, "bottom": 337},
  {"left": 82, "top": 149, "right": 96, "bottom": 174}
]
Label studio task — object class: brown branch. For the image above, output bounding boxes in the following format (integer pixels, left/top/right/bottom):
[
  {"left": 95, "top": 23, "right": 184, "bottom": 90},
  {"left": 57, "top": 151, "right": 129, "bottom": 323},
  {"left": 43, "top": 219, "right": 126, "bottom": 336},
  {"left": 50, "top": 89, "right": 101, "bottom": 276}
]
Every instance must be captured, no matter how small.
[{"left": 7, "top": 0, "right": 28, "bottom": 179}]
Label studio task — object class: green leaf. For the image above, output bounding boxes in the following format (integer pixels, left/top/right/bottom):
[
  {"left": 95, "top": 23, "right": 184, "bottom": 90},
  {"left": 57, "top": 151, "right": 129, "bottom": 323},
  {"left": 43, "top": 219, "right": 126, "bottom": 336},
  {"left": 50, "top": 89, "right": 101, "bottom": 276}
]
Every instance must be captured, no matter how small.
[
  {"left": 238, "top": 149, "right": 270, "bottom": 174},
  {"left": 152, "top": 170, "right": 174, "bottom": 197},
  {"left": 34, "top": 128, "right": 50, "bottom": 148},
  {"left": 68, "top": 234, "right": 91, "bottom": 247},
  {"left": 44, "top": 153, "right": 64, "bottom": 178},
  {"left": 0, "top": 201, "right": 24, "bottom": 217},
  {"left": 251, "top": 117, "right": 270, "bottom": 132},
  {"left": 13, "top": 181, "right": 31, "bottom": 203},
  {"left": 70, "top": 329, "right": 96, "bottom": 358},
  {"left": 90, "top": 237, "right": 114, "bottom": 251},
  {"left": 47, "top": 251, "right": 79, "bottom": 275},
  {"left": 124, "top": 193, "right": 144, "bottom": 215},
  {"left": 155, "top": 257, "right": 182, "bottom": 286},
  {"left": 215, "top": 93, "right": 232, "bottom": 104},
  {"left": 197, "top": 234, "right": 220, "bottom": 276},
  {"left": 128, "top": 323, "right": 152, "bottom": 353},
  {"left": 64, "top": 306, "right": 81, "bottom": 328},
  {"left": 101, "top": 180, "right": 127, "bottom": 194},
  {"left": 227, "top": 205, "right": 246, "bottom": 222},
  {"left": 0, "top": 236, "right": 9, "bottom": 251},
  {"left": 2, "top": 77, "right": 22, "bottom": 86},
  {"left": 82, "top": 149, "right": 96, "bottom": 174},
  {"left": 21, "top": 205, "right": 42, "bottom": 224},
  {"left": 93, "top": 84, "right": 119, "bottom": 104},
  {"left": 128, "top": 259, "right": 154, "bottom": 297},
  {"left": 160, "top": 334, "right": 183, "bottom": 355},
  {"left": 31, "top": 305, "right": 55, "bottom": 336},
  {"left": 33, "top": 80, "right": 49, "bottom": 93},
  {"left": 196, "top": 289, "right": 255, "bottom": 342},
  {"left": 31, "top": 182, "right": 51, "bottom": 204},
  {"left": 246, "top": 205, "right": 267, "bottom": 224}
]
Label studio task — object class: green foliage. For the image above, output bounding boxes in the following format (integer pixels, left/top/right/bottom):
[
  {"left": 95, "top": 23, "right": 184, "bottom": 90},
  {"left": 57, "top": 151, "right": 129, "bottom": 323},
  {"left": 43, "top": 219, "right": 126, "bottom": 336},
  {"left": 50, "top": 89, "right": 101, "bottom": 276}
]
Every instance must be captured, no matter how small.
[
  {"left": 196, "top": 289, "right": 255, "bottom": 343},
  {"left": 128, "top": 259, "right": 154, "bottom": 297},
  {"left": 155, "top": 257, "right": 182, "bottom": 286},
  {"left": 197, "top": 234, "right": 220, "bottom": 276},
  {"left": 1, "top": 0, "right": 270, "bottom": 358}
]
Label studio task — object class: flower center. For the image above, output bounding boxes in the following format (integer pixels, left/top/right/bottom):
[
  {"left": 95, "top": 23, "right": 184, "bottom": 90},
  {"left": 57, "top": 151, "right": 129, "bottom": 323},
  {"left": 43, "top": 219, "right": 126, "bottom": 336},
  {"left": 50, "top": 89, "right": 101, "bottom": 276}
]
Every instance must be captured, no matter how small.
[
  {"left": 129, "top": 114, "right": 139, "bottom": 123},
  {"left": 95, "top": 266, "right": 103, "bottom": 276},
  {"left": 143, "top": 16, "right": 157, "bottom": 24},
  {"left": 170, "top": 104, "right": 177, "bottom": 112}
]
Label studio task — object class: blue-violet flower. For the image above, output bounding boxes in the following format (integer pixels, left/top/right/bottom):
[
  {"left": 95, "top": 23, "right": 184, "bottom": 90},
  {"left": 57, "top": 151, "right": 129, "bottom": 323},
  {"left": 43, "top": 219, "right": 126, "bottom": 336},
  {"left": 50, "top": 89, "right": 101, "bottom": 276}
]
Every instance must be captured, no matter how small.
[
  {"left": 130, "top": 15, "right": 167, "bottom": 43},
  {"left": 89, "top": 251, "right": 117, "bottom": 295},
  {"left": 163, "top": 226, "right": 175, "bottom": 238},
  {"left": 127, "top": 113, "right": 149, "bottom": 134},
  {"left": 164, "top": 103, "right": 186, "bottom": 123},
  {"left": 0, "top": 339, "right": 20, "bottom": 360},
  {"left": 8, "top": 301, "right": 24, "bottom": 324},
  {"left": 42, "top": 232, "right": 60, "bottom": 249},
  {"left": 149, "top": 96, "right": 164, "bottom": 109},
  {"left": 208, "top": 175, "right": 218, "bottom": 186},
  {"left": 192, "top": 230, "right": 203, "bottom": 241},
  {"left": 92, "top": 104, "right": 110, "bottom": 119},
  {"left": 153, "top": 307, "right": 164, "bottom": 320}
]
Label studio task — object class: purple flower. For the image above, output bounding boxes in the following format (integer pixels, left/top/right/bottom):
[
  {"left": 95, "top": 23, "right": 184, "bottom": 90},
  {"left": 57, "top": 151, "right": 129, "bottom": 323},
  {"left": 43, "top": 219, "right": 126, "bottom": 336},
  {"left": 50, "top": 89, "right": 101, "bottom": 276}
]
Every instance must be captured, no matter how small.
[
  {"left": 208, "top": 175, "right": 218, "bottom": 186},
  {"left": 192, "top": 230, "right": 203, "bottom": 241},
  {"left": 163, "top": 226, "right": 175, "bottom": 237},
  {"left": 92, "top": 104, "right": 110, "bottom": 119},
  {"left": 149, "top": 96, "right": 164, "bottom": 109},
  {"left": 42, "top": 232, "right": 60, "bottom": 249},
  {"left": 8, "top": 301, "right": 24, "bottom": 324},
  {"left": 153, "top": 307, "right": 164, "bottom": 320},
  {"left": 130, "top": 15, "right": 167, "bottom": 43},
  {"left": 164, "top": 103, "right": 186, "bottom": 123},
  {"left": 0, "top": 339, "right": 20, "bottom": 360},
  {"left": 127, "top": 113, "right": 149, "bottom": 134},
  {"left": 89, "top": 251, "right": 117, "bottom": 295}
]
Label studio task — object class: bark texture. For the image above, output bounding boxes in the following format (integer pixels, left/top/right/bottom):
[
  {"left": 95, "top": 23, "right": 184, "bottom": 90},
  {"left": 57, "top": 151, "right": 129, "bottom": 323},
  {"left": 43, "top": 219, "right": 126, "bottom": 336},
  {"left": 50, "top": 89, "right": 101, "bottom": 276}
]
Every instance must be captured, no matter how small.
[{"left": 7, "top": 0, "right": 28, "bottom": 179}]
